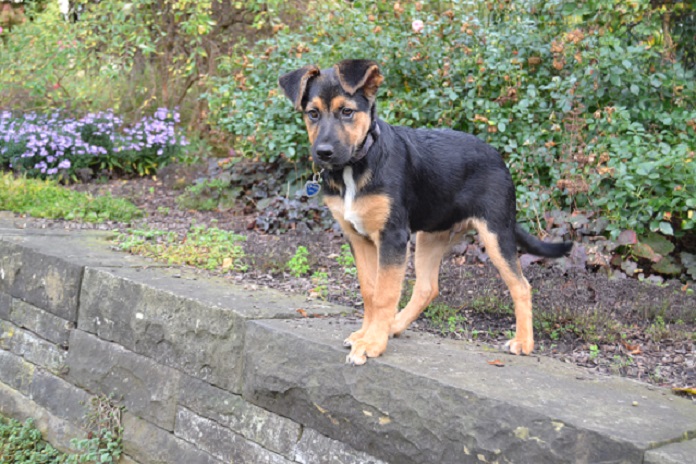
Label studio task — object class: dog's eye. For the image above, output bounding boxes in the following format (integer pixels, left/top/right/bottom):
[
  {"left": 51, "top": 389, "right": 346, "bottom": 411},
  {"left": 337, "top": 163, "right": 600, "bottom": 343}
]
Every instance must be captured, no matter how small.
[
  {"left": 306, "top": 109, "right": 319, "bottom": 121},
  {"left": 340, "top": 108, "right": 355, "bottom": 118}
]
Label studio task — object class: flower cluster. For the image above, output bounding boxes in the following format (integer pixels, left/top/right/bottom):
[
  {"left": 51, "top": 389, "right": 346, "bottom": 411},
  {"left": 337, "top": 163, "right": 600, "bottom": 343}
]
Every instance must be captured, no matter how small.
[{"left": 0, "top": 108, "right": 187, "bottom": 179}]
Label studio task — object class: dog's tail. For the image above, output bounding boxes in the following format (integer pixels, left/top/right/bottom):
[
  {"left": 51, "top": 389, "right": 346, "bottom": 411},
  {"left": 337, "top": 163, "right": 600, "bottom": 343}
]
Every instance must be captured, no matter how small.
[{"left": 515, "top": 224, "right": 573, "bottom": 258}]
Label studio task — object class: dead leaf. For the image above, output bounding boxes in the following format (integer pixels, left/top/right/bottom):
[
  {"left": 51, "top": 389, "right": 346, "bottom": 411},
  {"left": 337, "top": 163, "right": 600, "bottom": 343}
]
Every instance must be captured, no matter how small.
[
  {"left": 672, "top": 387, "right": 696, "bottom": 397},
  {"left": 487, "top": 359, "right": 505, "bottom": 367},
  {"left": 296, "top": 308, "right": 308, "bottom": 317},
  {"left": 621, "top": 340, "right": 642, "bottom": 355}
]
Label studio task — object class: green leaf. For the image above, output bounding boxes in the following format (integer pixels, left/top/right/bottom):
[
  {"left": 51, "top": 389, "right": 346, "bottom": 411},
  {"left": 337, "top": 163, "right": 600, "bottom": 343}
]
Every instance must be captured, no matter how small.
[{"left": 652, "top": 256, "right": 682, "bottom": 275}]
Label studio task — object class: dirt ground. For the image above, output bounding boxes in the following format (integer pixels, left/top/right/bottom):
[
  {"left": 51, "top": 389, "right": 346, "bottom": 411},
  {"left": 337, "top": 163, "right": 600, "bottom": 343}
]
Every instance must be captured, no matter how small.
[{"left": 17, "top": 176, "right": 695, "bottom": 393}]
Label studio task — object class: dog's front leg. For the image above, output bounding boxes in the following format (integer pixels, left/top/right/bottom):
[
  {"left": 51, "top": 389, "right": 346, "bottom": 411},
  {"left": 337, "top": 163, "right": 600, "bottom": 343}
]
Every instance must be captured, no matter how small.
[
  {"left": 346, "top": 229, "right": 408, "bottom": 365},
  {"left": 343, "top": 234, "right": 378, "bottom": 347}
]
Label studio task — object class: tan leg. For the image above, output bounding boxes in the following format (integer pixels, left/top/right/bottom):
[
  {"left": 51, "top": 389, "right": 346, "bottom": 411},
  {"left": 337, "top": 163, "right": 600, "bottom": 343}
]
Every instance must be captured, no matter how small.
[
  {"left": 343, "top": 234, "right": 379, "bottom": 346},
  {"left": 346, "top": 262, "right": 407, "bottom": 365},
  {"left": 391, "top": 231, "right": 451, "bottom": 336},
  {"left": 472, "top": 219, "right": 534, "bottom": 355}
]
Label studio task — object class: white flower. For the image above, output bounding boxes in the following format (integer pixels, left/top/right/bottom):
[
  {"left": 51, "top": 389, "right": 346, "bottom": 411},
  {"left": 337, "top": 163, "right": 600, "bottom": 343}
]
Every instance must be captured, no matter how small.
[
  {"left": 58, "top": 0, "right": 69, "bottom": 16},
  {"left": 412, "top": 19, "right": 424, "bottom": 34}
]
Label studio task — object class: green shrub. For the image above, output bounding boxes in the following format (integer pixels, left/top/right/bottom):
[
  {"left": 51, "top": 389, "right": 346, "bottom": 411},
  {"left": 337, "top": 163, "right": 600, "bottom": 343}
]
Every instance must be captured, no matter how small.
[{"left": 205, "top": 0, "right": 696, "bottom": 237}]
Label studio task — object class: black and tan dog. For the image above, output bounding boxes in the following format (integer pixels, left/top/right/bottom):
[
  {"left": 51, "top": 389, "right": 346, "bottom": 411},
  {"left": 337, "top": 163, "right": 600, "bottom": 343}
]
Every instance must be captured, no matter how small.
[{"left": 279, "top": 59, "right": 573, "bottom": 365}]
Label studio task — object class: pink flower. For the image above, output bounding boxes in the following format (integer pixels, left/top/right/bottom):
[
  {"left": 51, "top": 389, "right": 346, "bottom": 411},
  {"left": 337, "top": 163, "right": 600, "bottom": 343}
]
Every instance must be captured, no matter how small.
[
  {"left": 412, "top": 20, "right": 424, "bottom": 34},
  {"left": 0, "top": 26, "right": 3, "bottom": 34}
]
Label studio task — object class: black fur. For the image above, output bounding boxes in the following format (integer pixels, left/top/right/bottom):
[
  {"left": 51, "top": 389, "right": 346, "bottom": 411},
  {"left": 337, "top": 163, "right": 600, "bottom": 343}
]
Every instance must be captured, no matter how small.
[{"left": 279, "top": 61, "right": 572, "bottom": 268}]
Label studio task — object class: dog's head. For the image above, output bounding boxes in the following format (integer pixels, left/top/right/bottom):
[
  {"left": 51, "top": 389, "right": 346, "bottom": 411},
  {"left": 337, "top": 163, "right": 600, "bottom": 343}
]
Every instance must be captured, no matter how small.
[{"left": 279, "top": 59, "right": 383, "bottom": 170}]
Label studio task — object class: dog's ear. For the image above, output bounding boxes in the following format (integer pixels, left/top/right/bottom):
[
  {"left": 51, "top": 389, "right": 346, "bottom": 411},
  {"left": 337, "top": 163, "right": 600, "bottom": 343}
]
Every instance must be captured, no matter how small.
[
  {"left": 278, "top": 65, "right": 320, "bottom": 111},
  {"left": 334, "top": 59, "right": 383, "bottom": 99}
]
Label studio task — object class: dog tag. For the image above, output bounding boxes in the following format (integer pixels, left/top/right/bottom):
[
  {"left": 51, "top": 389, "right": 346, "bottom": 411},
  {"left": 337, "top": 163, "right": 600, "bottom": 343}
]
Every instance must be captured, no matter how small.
[
  {"left": 303, "top": 171, "right": 323, "bottom": 197},
  {"left": 304, "top": 180, "right": 321, "bottom": 197}
]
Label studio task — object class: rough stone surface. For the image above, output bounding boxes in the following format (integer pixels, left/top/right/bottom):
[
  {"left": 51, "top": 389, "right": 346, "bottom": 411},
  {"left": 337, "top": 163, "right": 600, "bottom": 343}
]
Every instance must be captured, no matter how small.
[
  {"left": 9, "top": 299, "right": 73, "bottom": 347},
  {"left": 243, "top": 319, "right": 696, "bottom": 464},
  {"left": 123, "top": 413, "right": 224, "bottom": 464},
  {"left": 0, "top": 320, "right": 67, "bottom": 374},
  {"left": 0, "top": 241, "right": 83, "bottom": 322},
  {"left": 0, "top": 381, "right": 84, "bottom": 454},
  {"left": 0, "top": 291, "right": 10, "bottom": 320},
  {"left": 65, "top": 330, "right": 180, "bottom": 431},
  {"left": 29, "top": 368, "right": 92, "bottom": 426},
  {"left": 78, "top": 266, "right": 344, "bottom": 392},
  {"left": 0, "top": 349, "right": 35, "bottom": 394},
  {"left": 295, "top": 427, "right": 387, "bottom": 464},
  {"left": 178, "top": 374, "right": 301, "bottom": 458},
  {"left": 644, "top": 440, "right": 696, "bottom": 464},
  {"left": 0, "top": 241, "right": 22, "bottom": 296},
  {"left": 175, "top": 407, "right": 292, "bottom": 464}
]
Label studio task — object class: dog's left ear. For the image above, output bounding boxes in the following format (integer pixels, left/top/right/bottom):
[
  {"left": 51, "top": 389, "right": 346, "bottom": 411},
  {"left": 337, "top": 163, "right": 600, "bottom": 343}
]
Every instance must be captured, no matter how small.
[
  {"left": 278, "top": 65, "right": 321, "bottom": 111},
  {"left": 334, "top": 59, "right": 384, "bottom": 99}
]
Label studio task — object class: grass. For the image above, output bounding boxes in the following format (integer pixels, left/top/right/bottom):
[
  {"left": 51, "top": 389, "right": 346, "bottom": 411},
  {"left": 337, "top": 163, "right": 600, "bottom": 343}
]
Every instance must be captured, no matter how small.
[
  {"left": 0, "top": 172, "right": 141, "bottom": 222},
  {"left": 115, "top": 224, "right": 248, "bottom": 272}
]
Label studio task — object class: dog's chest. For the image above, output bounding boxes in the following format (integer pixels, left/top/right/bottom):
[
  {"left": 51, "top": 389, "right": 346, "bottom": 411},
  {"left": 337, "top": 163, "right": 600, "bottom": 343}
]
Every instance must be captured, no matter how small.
[
  {"left": 342, "top": 167, "right": 365, "bottom": 234},
  {"left": 324, "top": 167, "right": 391, "bottom": 240}
]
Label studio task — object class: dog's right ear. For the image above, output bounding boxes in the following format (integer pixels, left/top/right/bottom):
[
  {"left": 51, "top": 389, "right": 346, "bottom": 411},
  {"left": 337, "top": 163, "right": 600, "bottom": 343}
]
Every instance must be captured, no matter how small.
[{"left": 278, "top": 65, "right": 320, "bottom": 111}]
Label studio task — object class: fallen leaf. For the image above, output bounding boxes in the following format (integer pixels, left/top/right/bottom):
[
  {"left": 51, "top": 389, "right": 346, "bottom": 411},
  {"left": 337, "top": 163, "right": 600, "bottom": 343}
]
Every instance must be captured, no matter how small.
[
  {"left": 296, "top": 308, "right": 308, "bottom": 317},
  {"left": 487, "top": 359, "right": 505, "bottom": 367},
  {"left": 621, "top": 340, "right": 642, "bottom": 355},
  {"left": 672, "top": 387, "right": 696, "bottom": 397}
]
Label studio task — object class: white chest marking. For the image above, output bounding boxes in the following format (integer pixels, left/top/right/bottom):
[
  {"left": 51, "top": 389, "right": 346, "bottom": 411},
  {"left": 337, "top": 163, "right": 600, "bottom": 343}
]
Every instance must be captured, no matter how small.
[{"left": 342, "top": 166, "right": 367, "bottom": 236}]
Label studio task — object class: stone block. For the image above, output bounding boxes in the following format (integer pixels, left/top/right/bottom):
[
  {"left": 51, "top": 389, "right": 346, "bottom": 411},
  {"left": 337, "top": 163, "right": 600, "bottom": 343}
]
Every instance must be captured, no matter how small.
[
  {"left": 10, "top": 299, "right": 73, "bottom": 347},
  {"left": 644, "top": 439, "right": 696, "bottom": 464},
  {"left": 78, "top": 267, "right": 344, "bottom": 392},
  {"left": 178, "top": 375, "right": 300, "bottom": 458},
  {"left": 0, "top": 381, "right": 85, "bottom": 454},
  {"left": 0, "top": 292, "right": 10, "bottom": 320},
  {"left": 29, "top": 368, "right": 92, "bottom": 425},
  {"left": 243, "top": 319, "right": 696, "bottom": 464},
  {"left": 123, "top": 413, "right": 224, "bottom": 464},
  {"left": 0, "top": 349, "right": 35, "bottom": 394},
  {"left": 174, "top": 407, "right": 292, "bottom": 464},
  {"left": 0, "top": 241, "right": 83, "bottom": 322},
  {"left": 294, "top": 428, "right": 387, "bottom": 464},
  {"left": 0, "top": 320, "right": 67, "bottom": 374},
  {"left": 65, "top": 330, "right": 180, "bottom": 431},
  {"left": 0, "top": 241, "right": 22, "bottom": 296}
]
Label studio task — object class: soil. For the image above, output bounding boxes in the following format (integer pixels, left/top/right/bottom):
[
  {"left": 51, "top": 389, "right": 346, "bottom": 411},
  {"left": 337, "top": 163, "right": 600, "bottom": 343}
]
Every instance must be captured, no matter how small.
[{"left": 14, "top": 175, "right": 696, "bottom": 393}]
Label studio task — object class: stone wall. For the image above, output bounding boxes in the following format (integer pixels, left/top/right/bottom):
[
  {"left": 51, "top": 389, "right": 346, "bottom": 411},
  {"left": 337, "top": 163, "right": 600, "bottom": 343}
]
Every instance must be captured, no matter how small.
[{"left": 1, "top": 225, "right": 695, "bottom": 463}]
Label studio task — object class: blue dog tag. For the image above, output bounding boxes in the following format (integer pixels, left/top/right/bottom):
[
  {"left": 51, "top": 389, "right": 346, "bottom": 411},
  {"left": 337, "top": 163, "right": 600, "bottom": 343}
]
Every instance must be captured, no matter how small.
[{"left": 304, "top": 181, "right": 321, "bottom": 197}]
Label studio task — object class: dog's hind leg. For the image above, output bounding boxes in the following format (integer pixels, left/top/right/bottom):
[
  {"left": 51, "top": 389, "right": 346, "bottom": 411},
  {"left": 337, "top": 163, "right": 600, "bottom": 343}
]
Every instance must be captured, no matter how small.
[
  {"left": 472, "top": 219, "right": 534, "bottom": 355},
  {"left": 391, "top": 231, "right": 451, "bottom": 336}
]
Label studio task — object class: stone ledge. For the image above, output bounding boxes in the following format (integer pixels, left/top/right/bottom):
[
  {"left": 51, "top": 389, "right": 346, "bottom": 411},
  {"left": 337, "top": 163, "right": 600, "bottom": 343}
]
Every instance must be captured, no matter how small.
[
  {"left": 2, "top": 223, "right": 695, "bottom": 463},
  {"left": 242, "top": 318, "right": 696, "bottom": 464}
]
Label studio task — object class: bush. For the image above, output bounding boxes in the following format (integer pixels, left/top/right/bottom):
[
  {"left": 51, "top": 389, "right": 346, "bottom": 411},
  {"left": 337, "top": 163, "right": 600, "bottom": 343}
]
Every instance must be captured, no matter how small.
[
  {"left": 0, "top": 108, "right": 188, "bottom": 179},
  {"left": 205, "top": 0, "right": 695, "bottom": 238}
]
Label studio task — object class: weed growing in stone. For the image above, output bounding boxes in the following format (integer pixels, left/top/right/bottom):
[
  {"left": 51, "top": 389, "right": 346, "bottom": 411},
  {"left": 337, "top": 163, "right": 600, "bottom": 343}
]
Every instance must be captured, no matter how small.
[
  {"left": 0, "top": 416, "right": 66, "bottom": 463},
  {"left": 115, "top": 224, "right": 247, "bottom": 271}
]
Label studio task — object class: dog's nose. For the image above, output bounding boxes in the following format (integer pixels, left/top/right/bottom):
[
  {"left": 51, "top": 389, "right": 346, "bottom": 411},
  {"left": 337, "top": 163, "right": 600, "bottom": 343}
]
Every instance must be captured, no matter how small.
[{"left": 315, "top": 144, "right": 334, "bottom": 160}]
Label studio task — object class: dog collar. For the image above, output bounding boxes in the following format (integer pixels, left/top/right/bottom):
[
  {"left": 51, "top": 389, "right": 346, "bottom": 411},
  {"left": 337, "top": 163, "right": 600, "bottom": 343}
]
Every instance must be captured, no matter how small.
[{"left": 351, "top": 119, "right": 380, "bottom": 164}]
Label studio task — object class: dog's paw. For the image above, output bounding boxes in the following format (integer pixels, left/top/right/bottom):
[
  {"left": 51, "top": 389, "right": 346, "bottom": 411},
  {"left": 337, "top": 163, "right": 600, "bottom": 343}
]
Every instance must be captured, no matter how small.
[
  {"left": 345, "top": 336, "right": 388, "bottom": 366},
  {"left": 343, "top": 328, "right": 368, "bottom": 348},
  {"left": 504, "top": 336, "right": 534, "bottom": 355}
]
